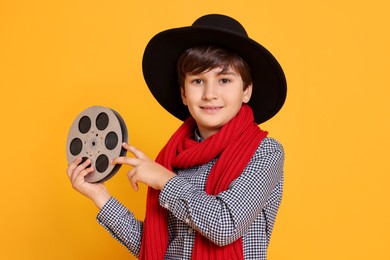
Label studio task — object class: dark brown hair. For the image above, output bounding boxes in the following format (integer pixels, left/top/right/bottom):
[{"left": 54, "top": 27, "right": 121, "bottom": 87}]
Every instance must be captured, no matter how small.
[{"left": 177, "top": 46, "right": 252, "bottom": 89}]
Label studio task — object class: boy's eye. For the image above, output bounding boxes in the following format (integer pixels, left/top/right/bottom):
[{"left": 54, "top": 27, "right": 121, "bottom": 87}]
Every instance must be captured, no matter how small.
[
  {"left": 220, "top": 78, "right": 231, "bottom": 84},
  {"left": 192, "top": 79, "right": 203, "bottom": 84}
]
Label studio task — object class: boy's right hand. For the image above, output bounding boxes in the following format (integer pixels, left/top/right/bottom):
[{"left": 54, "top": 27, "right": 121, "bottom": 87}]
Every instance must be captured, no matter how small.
[{"left": 66, "top": 157, "right": 111, "bottom": 209}]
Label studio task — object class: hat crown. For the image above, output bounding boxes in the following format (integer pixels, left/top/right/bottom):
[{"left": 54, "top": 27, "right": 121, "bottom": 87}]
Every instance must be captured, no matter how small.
[{"left": 192, "top": 14, "right": 248, "bottom": 37}]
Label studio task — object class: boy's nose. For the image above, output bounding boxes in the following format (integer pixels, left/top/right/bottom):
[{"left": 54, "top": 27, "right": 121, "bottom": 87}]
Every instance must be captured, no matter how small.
[{"left": 202, "top": 83, "right": 218, "bottom": 100}]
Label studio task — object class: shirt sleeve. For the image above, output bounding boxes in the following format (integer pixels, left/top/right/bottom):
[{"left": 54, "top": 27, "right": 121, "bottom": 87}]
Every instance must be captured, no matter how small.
[
  {"left": 96, "top": 197, "right": 143, "bottom": 257},
  {"left": 158, "top": 138, "right": 284, "bottom": 246}
]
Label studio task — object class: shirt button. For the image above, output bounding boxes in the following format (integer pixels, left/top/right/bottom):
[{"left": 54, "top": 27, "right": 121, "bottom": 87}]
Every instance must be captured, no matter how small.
[
  {"left": 188, "top": 228, "right": 193, "bottom": 234},
  {"left": 164, "top": 203, "right": 169, "bottom": 209},
  {"left": 185, "top": 218, "right": 190, "bottom": 224}
]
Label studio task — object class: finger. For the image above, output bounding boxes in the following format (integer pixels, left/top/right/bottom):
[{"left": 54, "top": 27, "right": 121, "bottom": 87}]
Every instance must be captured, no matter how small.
[
  {"left": 80, "top": 164, "right": 95, "bottom": 177},
  {"left": 66, "top": 157, "right": 82, "bottom": 176},
  {"left": 128, "top": 169, "right": 139, "bottom": 191},
  {"left": 127, "top": 167, "right": 139, "bottom": 190},
  {"left": 121, "top": 142, "right": 132, "bottom": 152},
  {"left": 112, "top": 156, "right": 139, "bottom": 166},
  {"left": 79, "top": 166, "right": 95, "bottom": 180},
  {"left": 127, "top": 168, "right": 136, "bottom": 179},
  {"left": 123, "top": 143, "right": 145, "bottom": 159},
  {"left": 132, "top": 183, "right": 139, "bottom": 191},
  {"left": 72, "top": 165, "right": 94, "bottom": 184},
  {"left": 71, "top": 159, "right": 92, "bottom": 181},
  {"left": 75, "top": 158, "right": 92, "bottom": 172}
]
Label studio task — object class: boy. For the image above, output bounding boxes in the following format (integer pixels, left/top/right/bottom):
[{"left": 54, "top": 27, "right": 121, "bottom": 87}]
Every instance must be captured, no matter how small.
[{"left": 67, "top": 14, "right": 287, "bottom": 259}]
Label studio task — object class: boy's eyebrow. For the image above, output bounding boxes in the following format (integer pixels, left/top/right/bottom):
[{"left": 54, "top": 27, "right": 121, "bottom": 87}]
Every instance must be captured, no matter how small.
[
  {"left": 217, "top": 68, "right": 238, "bottom": 76},
  {"left": 186, "top": 67, "right": 238, "bottom": 76}
]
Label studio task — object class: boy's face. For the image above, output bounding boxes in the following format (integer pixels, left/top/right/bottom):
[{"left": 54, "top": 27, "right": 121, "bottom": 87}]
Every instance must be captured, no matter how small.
[{"left": 181, "top": 66, "right": 252, "bottom": 139}]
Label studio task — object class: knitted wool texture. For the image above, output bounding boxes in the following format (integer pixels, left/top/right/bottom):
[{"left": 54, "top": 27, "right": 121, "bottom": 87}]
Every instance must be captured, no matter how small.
[{"left": 139, "top": 104, "right": 268, "bottom": 259}]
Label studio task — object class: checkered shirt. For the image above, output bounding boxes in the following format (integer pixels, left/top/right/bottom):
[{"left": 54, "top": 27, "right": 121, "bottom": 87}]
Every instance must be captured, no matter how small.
[{"left": 97, "top": 136, "right": 284, "bottom": 260}]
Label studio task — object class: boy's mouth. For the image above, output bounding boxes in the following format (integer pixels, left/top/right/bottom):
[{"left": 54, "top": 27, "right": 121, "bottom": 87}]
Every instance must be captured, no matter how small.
[{"left": 200, "top": 106, "right": 223, "bottom": 113}]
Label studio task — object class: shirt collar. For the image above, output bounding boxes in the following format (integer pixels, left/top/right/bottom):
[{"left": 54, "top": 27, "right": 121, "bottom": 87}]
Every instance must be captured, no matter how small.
[{"left": 194, "top": 129, "right": 203, "bottom": 142}]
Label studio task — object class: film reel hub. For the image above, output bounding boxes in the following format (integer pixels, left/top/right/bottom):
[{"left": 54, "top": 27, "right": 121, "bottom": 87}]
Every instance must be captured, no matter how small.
[{"left": 66, "top": 106, "right": 128, "bottom": 183}]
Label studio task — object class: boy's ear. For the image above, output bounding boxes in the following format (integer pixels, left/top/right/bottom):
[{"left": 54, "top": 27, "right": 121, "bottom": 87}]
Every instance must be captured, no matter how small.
[
  {"left": 242, "top": 84, "right": 253, "bottom": 103},
  {"left": 180, "top": 86, "right": 187, "bottom": 105}
]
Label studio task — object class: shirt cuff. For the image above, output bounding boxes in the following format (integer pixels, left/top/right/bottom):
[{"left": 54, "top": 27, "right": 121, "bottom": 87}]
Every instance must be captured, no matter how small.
[
  {"left": 159, "top": 176, "right": 195, "bottom": 221},
  {"left": 96, "top": 197, "right": 128, "bottom": 226}
]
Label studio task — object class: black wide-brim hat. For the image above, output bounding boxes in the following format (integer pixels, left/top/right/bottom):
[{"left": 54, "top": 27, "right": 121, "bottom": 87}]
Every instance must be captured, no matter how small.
[{"left": 142, "top": 14, "right": 287, "bottom": 124}]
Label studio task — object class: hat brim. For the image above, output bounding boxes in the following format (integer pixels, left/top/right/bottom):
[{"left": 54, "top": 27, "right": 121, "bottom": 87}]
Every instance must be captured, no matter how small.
[{"left": 142, "top": 26, "right": 287, "bottom": 124}]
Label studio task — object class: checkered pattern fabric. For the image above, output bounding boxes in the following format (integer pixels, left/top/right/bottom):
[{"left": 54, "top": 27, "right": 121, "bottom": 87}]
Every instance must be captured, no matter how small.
[{"left": 97, "top": 137, "right": 284, "bottom": 260}]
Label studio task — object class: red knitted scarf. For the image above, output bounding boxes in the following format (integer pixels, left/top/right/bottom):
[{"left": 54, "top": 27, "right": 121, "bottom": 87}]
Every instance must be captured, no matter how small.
[{"left": 139, "top": 104, "right": 268, "bottom": 260}]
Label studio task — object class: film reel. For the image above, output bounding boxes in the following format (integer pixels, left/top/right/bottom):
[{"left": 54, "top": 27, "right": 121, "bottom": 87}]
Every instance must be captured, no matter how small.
[{"left": 66, "top": 106, "right": 128, "bottom": 183}]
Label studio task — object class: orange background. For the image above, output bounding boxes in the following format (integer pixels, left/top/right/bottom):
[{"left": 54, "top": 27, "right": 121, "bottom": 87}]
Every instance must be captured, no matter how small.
[{"left": 0, "top": 0, "right": 389, "bottom": 259}]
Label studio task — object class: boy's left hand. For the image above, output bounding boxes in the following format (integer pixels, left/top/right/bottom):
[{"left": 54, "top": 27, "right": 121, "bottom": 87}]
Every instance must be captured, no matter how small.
[{"left": 112, "top": 143, "right": 176, "bottom": 191}]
